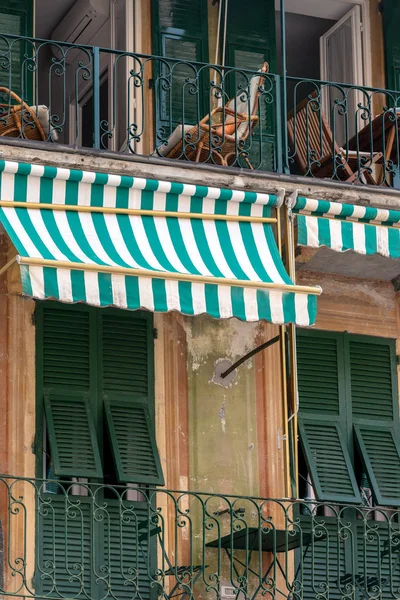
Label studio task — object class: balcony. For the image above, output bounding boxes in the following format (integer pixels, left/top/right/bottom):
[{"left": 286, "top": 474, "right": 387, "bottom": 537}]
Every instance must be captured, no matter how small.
[
  {"left": 1, "top": 476, "right": 400, "bottom": 600},
  {"left": 0, "top": 31, "right": 400, "bottom": 189}
]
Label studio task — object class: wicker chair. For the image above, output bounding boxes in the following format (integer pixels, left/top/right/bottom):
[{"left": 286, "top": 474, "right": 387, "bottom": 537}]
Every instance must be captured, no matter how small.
[
  {"left": 158, "top": 62, "right": 269, "bottom": 169},
  {"left": 0, "top": 87, "right": 47, "bottom": 141}
]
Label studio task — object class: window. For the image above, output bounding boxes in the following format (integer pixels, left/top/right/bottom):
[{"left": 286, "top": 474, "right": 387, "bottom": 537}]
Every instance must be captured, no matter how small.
[
  {"left": 35, "top": 302, "right": 162, "bottom": 600},
  {"left": 36, "top": 302, "right": 164, "bottom": 487},
  {"left": 297, "top": 330, "right": 400, "bottom": 507},
  {"left": 0, "top": 0, "right": 33, "bottom": 101}
]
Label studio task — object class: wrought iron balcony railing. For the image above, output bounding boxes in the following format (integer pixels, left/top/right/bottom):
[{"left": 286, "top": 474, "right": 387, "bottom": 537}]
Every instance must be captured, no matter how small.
[
  {"left": 1, "top": 476, "right": 400, "bottom": 600},
  {"left": 0, "top": 33, "right": 400, "bottom": 188}
]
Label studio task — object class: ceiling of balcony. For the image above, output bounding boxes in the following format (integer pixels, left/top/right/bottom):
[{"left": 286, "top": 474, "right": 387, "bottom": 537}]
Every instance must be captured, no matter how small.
[
  {"left": 296, "top": 247, "right": 400, "bottom": 282},
  {"left": 35, "top": 0, "right": 77, "bottom": 39},
  {"left": 275, "top": 0, "right": 360, "bottom": 20}
]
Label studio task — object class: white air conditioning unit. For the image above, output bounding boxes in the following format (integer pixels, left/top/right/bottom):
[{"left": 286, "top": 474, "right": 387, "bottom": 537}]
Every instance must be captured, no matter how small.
[{"left": 51, "top": 0, "right": 109, "bottom": 58}]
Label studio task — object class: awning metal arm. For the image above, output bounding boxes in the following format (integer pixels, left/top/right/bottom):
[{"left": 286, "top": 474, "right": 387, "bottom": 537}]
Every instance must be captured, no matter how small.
[
  {"left": 221, "top": 334, "right": 282, "bottom": 379},
  {"left": 0, "top": 256, "right": 17, "bottom": 276}
]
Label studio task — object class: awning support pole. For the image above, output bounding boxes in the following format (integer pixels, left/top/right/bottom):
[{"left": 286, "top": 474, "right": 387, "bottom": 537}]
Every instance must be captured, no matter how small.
[{"left": 286, "top": 191, "right": 300, "bottom": 498}]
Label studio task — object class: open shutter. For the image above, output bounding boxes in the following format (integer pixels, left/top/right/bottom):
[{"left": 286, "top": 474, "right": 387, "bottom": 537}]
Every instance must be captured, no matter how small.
[
  {"left": 152, "top": 0, "right": 209, "bottom": 143},
  {"left": 100, "top": 312, "right": 163, "bottom": 485},
  {"left": 299, "top": 418, "right": 361, "bottom": 503},
  {"left": 354, "top": 425, "right": 400, "bottom": 507},
  {"left": 297, "top": 331, "right": 361, "bottom": 503},
  {"left": 39, "top": 304, "right": 102, "bottom": 478},
  {"left": 349, "top": 336, "right": 400, "bottom": 507},
  {"left": 0, "top": 0, "right": 33, "bottom": 100},
  {"left": 105, "top": 398, "right": 164, "bottom": 485},
  {"left": 44, "top": 391, "right": 102, "bottom": 478}
]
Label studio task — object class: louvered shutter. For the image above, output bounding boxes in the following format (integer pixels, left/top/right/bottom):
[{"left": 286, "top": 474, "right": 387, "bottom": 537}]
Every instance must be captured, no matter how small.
[
  {"left": 38, "top": 497, "right": 92, "bottom": 597},
  {"left": 354, "top": 521, "right": 400, "bottom": 599},
  {"left": 44, "top": 391, "right": 102, "bottom": 478},
  {"left": 39, "top": 304, "right": 102, "bottom": 478},
  {"left": 152, "top": 0, "right": 209, "bottom": 143},
  {"left": 348, "top": 336, "right": 400, "bottom": 507},
  {"left": 105, "top": 398, "right": 164, "bottom": 485},
  {"left": 0, "top": 0, "right": 33, "bottom": 100},
  {"left": 105, "top": 500, "right": 156, "bottom": 600},
  {"left": 100, "top": 312, "right": 164, "bottom": 485},
  {"left": 383, "top": 0, "right": 400, "bottom": 91},
  {"left": 299, "top": 518, "right": 347, "bottom": 600},
  {"left": 297, "top": 331, "right": 361, "bottom": 503},
  {"left": 225, "top": 0, "right": 276, "bottom": 171}
]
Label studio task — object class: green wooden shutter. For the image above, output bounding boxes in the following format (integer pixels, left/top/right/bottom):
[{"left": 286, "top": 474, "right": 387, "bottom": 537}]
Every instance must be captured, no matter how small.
[
  {"left": 100, "top": 312, "right": 163, "bottom": 485},
  {"left": 298, "top": 518, "right": 346, "bottom": 600},
  {"left": 224, "top": 0, "right": 276, "bottom": 171},
  {"left": 0, "top": 0, "right": 33, "bottom": 100},
  {"left": 38, "top": 497, "right": 92, "bottom": 598},
  {"left": 354, "top": 425, "right": 400, "bottom": 507},
  {"left": 105, "top": 398, "right": 164, "bottom": 485},
  {"left": 44, "top": 391, "right": 102, "bottom": 478},
  {"left": 349, "top": 337, "right": 396, "bottom": 422},
  {"left": 298, "top": 419, "right": 361, "bottom": 503},
  {"left": 355, "top": 522, "right": 400, "bottom": 600},
  {"left": 152, "top": 0, "right": 209, "bottom": 143},
  {"left": 297, "top": 331, "right": 361, "bottom": 503},
  {"left": 106, "top": 500, "right": 156, "bottom": 600},
  {"left": 348, "top": 336, "right": 400, "bottom": 507},
  {"left": 38, "top": 304, "right": 102, "bottom": 478},
  {"left": 383, "top": 0, "right": 400, "bottom": 91}
]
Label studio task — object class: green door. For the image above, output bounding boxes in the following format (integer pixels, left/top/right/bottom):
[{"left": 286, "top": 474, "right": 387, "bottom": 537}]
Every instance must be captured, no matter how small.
[
  {"left": 0, "top": 0, "right": 33, "bottom": 101},
  {"left": 35, "top": 303, "right": 162, "bottom": 600},
  {"left": 151, "top": 0, "right": 277, "bottom": 170},
  {"left": 224, "top": 0, "right": 277, "bottom": 170}
]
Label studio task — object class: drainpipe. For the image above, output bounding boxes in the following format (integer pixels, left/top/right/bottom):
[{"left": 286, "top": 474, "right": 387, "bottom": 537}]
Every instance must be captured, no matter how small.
[{"left": 280, "top": 0, "right": 290, "bottom": 174}]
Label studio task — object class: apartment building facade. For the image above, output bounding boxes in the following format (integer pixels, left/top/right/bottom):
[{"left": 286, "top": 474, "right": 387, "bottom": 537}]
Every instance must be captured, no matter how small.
[{"left": 0, "top": 1, "right": 400, "bottom": 599}]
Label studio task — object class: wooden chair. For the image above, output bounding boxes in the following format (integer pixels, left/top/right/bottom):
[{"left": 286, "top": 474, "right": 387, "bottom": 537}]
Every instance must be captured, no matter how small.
[
  {"left": 287, "top": 90, "right": 382, "bottom": 185},
  {"left": 158, "top": 62, "right": 269, "bottom": 169}
]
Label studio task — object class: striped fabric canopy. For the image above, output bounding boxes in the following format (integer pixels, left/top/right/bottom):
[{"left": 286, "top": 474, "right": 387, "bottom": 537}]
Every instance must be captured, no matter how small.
[
  {"left": 0, "top": 161, "right": 320, "bottom": 325},
  {"left": 291, "top": 196, "right": 400, "bottom": 258}
]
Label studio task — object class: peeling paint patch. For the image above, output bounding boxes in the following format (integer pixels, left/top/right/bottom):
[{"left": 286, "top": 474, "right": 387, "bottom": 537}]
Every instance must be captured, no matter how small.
[{"left": 218, "top": 401, "right": 226, "bottom": 433}]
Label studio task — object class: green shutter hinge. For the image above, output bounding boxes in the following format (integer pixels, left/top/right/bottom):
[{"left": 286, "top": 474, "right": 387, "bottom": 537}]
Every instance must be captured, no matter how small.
[
  {"left": 31, "top": 310, "right": 36, "bottom": 325},
  {"left": 153, "top": 328, "right": 158, "bottom": 339},
  {"left": 396, "top": 355, "right": 400, "bottom": 365}
]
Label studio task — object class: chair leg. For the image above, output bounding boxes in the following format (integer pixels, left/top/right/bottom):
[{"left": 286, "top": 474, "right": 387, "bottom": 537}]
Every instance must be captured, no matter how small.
[{"left": 194, "top": 141, "right": 205, "bottom": 163}]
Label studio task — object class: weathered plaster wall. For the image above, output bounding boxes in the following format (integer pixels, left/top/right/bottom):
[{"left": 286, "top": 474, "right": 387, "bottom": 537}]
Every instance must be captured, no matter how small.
[
  {"left": 0, "top": 234, "right": 36, "bottom": 594},
  {"left": 155, "top": 313, "right": 286, "bottom": 500}
]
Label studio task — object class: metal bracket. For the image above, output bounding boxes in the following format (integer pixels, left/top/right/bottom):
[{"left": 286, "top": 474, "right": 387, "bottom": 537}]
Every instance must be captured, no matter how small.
[{"left": 220, "top": 335, "right": 280, "bottom": 379}]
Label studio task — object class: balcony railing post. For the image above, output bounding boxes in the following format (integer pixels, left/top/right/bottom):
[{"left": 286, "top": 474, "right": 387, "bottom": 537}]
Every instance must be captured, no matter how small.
[
  {"left": 280, "top": 0, "right": 289, "bottom": 174},
  {"left": 93, "top": 46, "right": 101, "bottom": 150}
]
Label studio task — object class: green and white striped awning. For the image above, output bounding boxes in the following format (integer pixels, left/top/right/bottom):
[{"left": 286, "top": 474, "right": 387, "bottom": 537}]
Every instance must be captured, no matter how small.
[
  {"left": 0, "top": 161, "right": 320, "bottom": 325},
  {"left": 291, "top": 196, "right": 400, "bottom": 258}
]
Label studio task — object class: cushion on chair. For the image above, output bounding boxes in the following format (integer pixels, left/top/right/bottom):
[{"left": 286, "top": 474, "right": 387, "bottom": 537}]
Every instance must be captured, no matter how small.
[
  {"left": 31, "top": 105, "right": 59, "bottom": 141},
  {"left": 156, "top": 124, "right": 195, "bottom": 156}
]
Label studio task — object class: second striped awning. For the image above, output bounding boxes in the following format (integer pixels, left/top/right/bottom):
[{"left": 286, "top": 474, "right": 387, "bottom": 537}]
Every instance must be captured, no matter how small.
[
  {"left": 0, "top": 161, "right": 321, "bottom": 325},
  {"left": 291, "top": 196, "right": 400, "bottom": 258}
]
